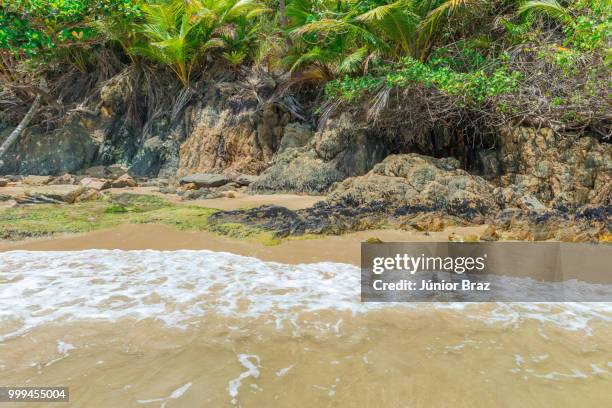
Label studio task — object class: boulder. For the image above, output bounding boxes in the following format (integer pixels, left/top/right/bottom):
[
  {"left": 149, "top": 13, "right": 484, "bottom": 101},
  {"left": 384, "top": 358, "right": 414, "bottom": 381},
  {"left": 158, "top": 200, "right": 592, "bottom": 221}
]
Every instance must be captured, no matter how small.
[
  {"left": 49, "top": 174, "right": 77, "bottom": 185},
  {"left": 478, "top": 150, "right": 501, "bottom": 177},
  {"left": 208, "top": 205, "right": 303, "bottom": 237},
  {"left": 84, "top": 165, "right": 110, "bottom": 179},
  {"left": 159, "top": 187, "right": 177, "bottom": 195},
  {"left": 235, "top": 174, "right": 259, "bottom": 186},
  {"left": 217, "top": 154, "right": 501, "bottom": 236},
  {"left": 99, "top": 72, "right": 131, "bottom": 117},
  {"left": 75, "top": 189, "right": 102, "bottom": 202},
  {"left": 83, "top": 164, "right": 129, "bottom": 180},
  {"left": 181, "top": 188, "right": 220, "bottom": 200},
  {"left": 217, "top": 182, "right": 241, "bottom": 192},
  {"left": 15, "top": 185, "right": 85, "bottom": 204},
  {"left": 326, "top": 154, "right": 499, "bottom": 220},
  {"left": 398, "top": 213, "right": 462, "bottom": 232},
  {"left": 194, "top": 150, "right": 612, "bottom": 241},
  {"left": 129, "top": 136, "right": 178, "bottom": 177},
  {"left": 111, "top": 174, "right": 137, "bottom": 188},
  {"left": 178, "top": 182, "right": 198, "bottom": 192},
  {"left": 278, "top": 123, "right": 313, "bottom": 152},
  {"left": 23, "top": 175, "right": 53, "bottom": 186},
  {"left": 480, "top": 225, "right": 500, "bottom": 241},
  {"left": 139, "top": 178, "right": 169, "bottom": 188},
  {"left": 599, "top": 233, "right": 612, "bottom": 244},
  {"left": 107, "top": 164, "right": 129, "bottom": 179},
  {"left": 250, "top": 147, "right": 343, "bottom": 194},
  {"left": 179, "top": 173, "right": 231, "bottom": 188},
  {"left": 251, "top": 113, "right": 390, "bottom": 194},
  {"left": 79, "top": 177, "right": 111, "bottom": 191},
  {"left": 220, "top": 191, "right": 237, "bottom": 198},
  {"left": 0, "top": 122, "right": 98, "bottom": 175},
  {"left": 490, "top": 204, "right": 610, "bottom": 243}
]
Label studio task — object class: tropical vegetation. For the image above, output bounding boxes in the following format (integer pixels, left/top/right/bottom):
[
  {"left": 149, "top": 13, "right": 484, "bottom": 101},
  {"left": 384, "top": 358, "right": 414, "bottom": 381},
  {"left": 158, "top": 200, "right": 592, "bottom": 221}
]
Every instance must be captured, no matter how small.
[{"left": 1, "top": 0, "right": 610, "bottom": 134}]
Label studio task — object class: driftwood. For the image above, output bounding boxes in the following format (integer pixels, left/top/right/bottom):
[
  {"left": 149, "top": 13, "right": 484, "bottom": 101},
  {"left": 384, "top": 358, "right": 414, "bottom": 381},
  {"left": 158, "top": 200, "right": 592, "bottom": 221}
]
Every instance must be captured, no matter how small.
[{"left": 0, "top": 94, "right": 41, "bottom": 166}]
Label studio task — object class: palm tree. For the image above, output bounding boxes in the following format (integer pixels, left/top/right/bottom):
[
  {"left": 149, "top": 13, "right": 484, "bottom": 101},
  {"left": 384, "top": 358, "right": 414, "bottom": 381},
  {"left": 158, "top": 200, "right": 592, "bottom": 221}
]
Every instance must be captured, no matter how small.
[
  {"left": 281, "top": 0, "right": 491, "bottom": 77},
  {"left": 283, "top": 0, "right": 403, "bottom": 78},
  {"left": 356, "top": 1, "right": 420, "bottom": 57},
  {"left": 415, "top": 0, "right": 483, "bottom": 59},
  {"left": 132, "top": 0, "right": 270, "bottom": 87}
]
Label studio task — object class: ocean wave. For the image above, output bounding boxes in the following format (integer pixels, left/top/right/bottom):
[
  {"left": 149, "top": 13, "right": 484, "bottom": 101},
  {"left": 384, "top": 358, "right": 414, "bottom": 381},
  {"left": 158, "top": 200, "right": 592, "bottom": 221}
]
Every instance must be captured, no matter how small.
[{"left": 0, "top": 250, "right": 610, "bottom": 340}]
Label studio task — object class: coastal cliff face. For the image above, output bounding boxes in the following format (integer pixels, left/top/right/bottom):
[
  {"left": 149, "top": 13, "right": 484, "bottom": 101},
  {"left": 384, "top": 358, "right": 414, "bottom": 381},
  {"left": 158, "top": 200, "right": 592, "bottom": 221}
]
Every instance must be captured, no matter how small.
[
  {"left": 250, "top": 113, "right": 390, "bottom": 194},
  {"left": 497, "top": 127, "right": 611, "bottom": 211},
  {"left": 0, "top": 73, "right": 610, "bottom": 241},
  {"left": 177, "top": 90, "right": 294, "bottom": 177}
]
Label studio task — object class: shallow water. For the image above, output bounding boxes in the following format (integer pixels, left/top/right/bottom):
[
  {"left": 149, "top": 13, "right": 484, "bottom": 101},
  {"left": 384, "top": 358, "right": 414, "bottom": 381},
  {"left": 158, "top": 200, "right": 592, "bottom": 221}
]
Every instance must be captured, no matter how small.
[{"left": 0, "top": 250, "right": 610, "bottom": 407}]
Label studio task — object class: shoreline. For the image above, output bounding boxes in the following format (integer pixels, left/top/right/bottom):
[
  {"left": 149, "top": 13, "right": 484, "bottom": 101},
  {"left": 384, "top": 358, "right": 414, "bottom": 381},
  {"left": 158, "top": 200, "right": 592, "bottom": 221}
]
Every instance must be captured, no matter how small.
[
  {"left": 0, "top": 223, "right": 489, "bottom": 265},
  {"left": 0, "top": 185, "right": 325, "bottom": 211}
]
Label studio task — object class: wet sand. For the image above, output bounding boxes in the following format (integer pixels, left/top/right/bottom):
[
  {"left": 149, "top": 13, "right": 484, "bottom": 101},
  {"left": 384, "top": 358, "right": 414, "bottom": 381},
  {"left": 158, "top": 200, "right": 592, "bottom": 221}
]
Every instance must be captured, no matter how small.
[
  {"left": 0, "top": 185, "right": 324, "bottom": 211},
  {"left": 0, "top": 223, "right": 488, "bottom": 265}
]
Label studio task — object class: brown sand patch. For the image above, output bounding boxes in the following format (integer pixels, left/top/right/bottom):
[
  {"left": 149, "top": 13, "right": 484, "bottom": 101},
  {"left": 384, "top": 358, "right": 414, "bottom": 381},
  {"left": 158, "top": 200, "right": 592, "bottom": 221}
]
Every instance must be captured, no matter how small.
[{"left": 0, "top": 223, "right": 488, "bottom": 265}]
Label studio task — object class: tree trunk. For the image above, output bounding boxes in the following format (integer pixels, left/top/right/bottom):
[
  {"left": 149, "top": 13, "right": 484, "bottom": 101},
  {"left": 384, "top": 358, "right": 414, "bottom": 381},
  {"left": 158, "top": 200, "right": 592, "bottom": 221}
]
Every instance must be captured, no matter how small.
[
  {"left": 279, "top": 0, "right": 287, "bottom": 28},
  {"left": 280, "top": 0, "right": 292, "bottom": 48},
  {"left": 0, "top": 94, "right": 41, "bottom": 165}
]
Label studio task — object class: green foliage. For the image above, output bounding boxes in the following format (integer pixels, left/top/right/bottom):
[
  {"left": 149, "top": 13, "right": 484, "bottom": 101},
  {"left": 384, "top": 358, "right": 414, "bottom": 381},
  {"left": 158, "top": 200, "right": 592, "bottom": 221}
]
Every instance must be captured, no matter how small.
[
  {"left": 326, "top": 56, "right": 522, "bottom": 104},
  {"left": 130, "top": 0, "right": 270, "bottom": 86},
  {"left": 566, "top": 2, "right": 611, "bottom": 52},
  {"left": 0, "top": 0, "right": 142, "bottom": 57},
  {"left": 0, "top": 193, "right": 168, "bottom": 239},
  {"left": 537, "top": 45, "right": 585, "bottom": 73},
  {"left": 1, "top": 0, "right": 268, "bottom": 83},
  {"left": 279, "top": 0, "right": 492, "bottom": 78},
  {"left": 324, "top": 74, "right": 381, "bottom": 101},
  {"left": 1, "top": 0, "right": 609, "bottom": 129},
  {"left": 104, "top": 203, "right": 129, "bottom": 213},
  {"left": 518, "top": 0, "right": 574, "bottom": 25}
]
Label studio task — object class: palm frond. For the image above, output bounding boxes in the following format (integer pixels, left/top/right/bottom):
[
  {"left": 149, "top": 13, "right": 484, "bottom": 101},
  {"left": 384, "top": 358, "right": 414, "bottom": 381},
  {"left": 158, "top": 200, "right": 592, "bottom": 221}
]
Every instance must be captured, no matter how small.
[
  {"left": 336, "top": 46, "right": 368, "bottom": 74},
  {"left": 518, "top": 0, "right": 574, "bottom": 25},
  {"left": 289, "top": 19, "right": 353, "bottom": 37},
  {"left": 201, "top": 37, "right": 227, "bottom": 52},
  {"left": 288, "top": 46, "right": 331, "bottom": 72},
  {"left": 286, "top": 0, "right": 313, "bottom": 26},
  {"left": 419, "top": 0, "right": 480, "bottom": 36},
  {"left": 226, "top": 0, "right": 267, "bottom": 20},
  {"left": 356, "top": 1, "right": 416, "bottom": 23}
]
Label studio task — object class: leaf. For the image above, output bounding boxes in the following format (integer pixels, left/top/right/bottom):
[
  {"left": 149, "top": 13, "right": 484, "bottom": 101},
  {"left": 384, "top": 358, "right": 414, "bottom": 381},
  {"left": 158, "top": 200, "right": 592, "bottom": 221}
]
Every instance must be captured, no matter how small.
[
  {"left": 336, "top": 46, "right": 368, "bottom": 74},
  {"left": 518, "top": 0, "right": 574, "bottom": 25}
]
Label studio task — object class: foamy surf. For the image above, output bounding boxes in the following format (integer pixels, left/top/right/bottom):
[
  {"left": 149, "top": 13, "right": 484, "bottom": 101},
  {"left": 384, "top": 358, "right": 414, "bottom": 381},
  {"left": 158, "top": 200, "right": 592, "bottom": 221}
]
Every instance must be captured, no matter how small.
[
  {"left": 0, "top": 250, "right": 611, "bottom": 407},
  {"left": 0, "top": 250, "right": 610, "bottom": 339}
]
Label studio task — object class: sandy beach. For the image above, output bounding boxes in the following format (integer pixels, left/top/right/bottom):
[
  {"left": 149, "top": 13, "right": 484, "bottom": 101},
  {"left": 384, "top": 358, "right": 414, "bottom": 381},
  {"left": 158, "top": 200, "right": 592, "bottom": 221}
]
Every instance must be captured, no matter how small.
[
  {"left": 1, "top": 193, "right": 610, "bottom": 407},
  {"left": 0, "top": 223, "right": 490, "bottom": 265},
  {"left": 0, "top": 189, "right": 490, "bottom": 264},
  {"left": 0, "top": 184, "right": 325, "bottom": 210}
]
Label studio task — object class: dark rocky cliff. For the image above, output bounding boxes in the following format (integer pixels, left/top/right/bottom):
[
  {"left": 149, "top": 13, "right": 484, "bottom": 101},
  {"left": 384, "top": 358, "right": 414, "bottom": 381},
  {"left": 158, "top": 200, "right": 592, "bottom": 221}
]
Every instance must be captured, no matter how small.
[{"left": 1, "top": 71, "right": 610, "bottom": 242}]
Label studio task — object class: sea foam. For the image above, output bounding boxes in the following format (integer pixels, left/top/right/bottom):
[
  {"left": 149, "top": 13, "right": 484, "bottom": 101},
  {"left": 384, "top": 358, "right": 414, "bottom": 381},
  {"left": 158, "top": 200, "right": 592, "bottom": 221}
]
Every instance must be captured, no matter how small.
[{"left": 0, "top": 250, "right": 610, "bottom": 340}]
